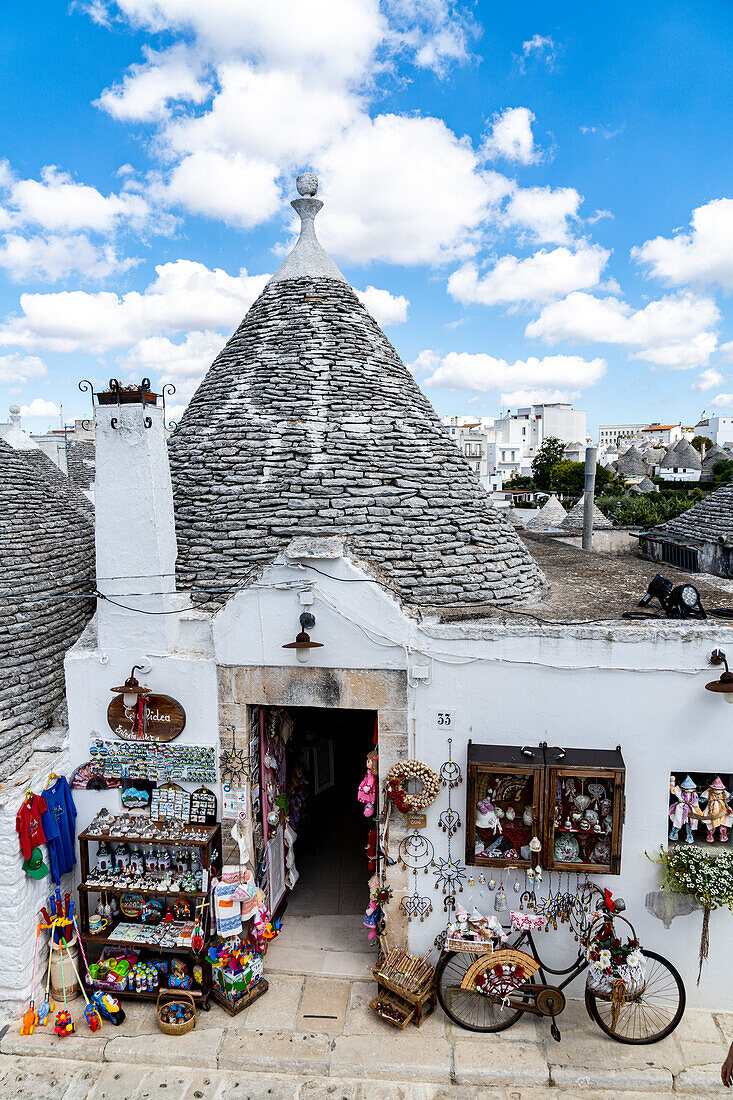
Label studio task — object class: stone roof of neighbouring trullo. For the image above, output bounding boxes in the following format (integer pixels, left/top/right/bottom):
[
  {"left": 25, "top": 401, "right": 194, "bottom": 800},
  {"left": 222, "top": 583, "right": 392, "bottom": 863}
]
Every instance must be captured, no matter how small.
[
  {"left": 66, "top": 439, "right": 96, "bottom": 495},
  {"left": 660, "top": 439, "right": 702, "bottom": 470},
  {"left": 169, "top": 175, "right": 545, "bottom": 611},
  {"left": 649, "top": 481, "right": 733, "bottom": 543},
  {"left": 0, "top": 439, "right": 95, "bottom": 777},
  {"left": 615, "top": 445, "right": 648, "bottom": 477},
  {"left": 524, "top": 494, "right": 568, "bottom": 532},
  {"left": 560, "top": 497, "right": 614, "bottom": 530},
  {"left": 701, "top": 444, "right": 727, "bottom": 479}
]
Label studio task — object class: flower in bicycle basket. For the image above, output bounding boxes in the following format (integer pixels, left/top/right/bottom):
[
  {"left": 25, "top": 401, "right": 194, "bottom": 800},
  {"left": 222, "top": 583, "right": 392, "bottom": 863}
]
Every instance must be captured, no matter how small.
[
  {"left": 514, "top": 965, "right": 525, "bottom": 979},
  {"left": 627, "top": 949, "right": 642, "bottom": 969},
  {"left": 598, "top": 949, "right": 612, "bottom": 969}
]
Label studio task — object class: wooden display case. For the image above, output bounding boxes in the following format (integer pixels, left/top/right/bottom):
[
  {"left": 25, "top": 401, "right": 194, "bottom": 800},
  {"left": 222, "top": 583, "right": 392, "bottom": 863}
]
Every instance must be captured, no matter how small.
[
  {"left": 465, "top": 743, "right": 544, "bottom": 869},
  {"left": 77, "top": 821, "right": 221, "bottom": 1007},
  {"left": 466, "top": 742, "right": 625, "bottom": 875}
]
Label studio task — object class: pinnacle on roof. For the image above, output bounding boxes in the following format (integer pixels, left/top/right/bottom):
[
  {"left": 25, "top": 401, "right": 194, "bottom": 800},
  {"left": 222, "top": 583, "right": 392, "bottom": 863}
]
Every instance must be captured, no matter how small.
[
  {"left": 269, "top": 173, "right": 346, "bottom": 284},
  {"left": 169, "top": 175, "right": 545, "bottom": 611},
  {"left": 560, "top": 497, "right": 614, "bottom": 531}
]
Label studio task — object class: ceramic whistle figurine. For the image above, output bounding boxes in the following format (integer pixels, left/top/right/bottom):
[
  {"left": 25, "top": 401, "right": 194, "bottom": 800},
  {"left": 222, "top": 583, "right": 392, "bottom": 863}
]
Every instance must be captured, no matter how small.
[
  {"left": 698, "top": 776, "right": 732, "bottom": 843},
  {"left": 669, "top": 775, "right": 701, "bottom": 843}
]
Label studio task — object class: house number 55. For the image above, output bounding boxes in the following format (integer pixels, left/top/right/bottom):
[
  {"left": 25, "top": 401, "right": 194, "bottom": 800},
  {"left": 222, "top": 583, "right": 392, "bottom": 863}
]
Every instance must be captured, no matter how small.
[{"left": 436, "top": 711, "right": 454, "bottom": 728}]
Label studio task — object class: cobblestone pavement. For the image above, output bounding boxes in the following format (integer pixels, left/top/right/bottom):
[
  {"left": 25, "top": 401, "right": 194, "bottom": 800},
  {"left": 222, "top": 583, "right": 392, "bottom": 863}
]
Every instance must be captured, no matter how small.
[{"left": 1, "top": 975, "right": 730, "bottom": 1098}]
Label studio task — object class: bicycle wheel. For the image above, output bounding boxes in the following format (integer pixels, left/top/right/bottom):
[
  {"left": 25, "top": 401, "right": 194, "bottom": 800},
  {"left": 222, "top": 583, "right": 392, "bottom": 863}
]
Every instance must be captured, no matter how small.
[
  {"left": 585, "top": 949, "right": 686, "bottom": 1044},
  {"left": 435, "top": 951, "right": 530, "bottom": 1032}
]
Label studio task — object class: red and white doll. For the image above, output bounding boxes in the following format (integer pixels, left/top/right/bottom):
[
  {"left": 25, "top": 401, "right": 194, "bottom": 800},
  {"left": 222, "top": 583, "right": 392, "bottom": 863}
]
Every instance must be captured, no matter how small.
[{"left": 357, "top": 751, "right": 378, "bottom": 817}]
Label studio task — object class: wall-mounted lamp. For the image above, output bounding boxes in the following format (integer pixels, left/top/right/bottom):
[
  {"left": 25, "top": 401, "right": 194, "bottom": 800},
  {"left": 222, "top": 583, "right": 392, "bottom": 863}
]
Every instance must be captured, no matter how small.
[
  {"left": 705, "top": 649, "right": 733, "bottom": 703},
  {"left": 282, "top": 612, "right": 324, "bottom": 664},
  {"left": 111, "top": 664, "right": 150, "bottom": 708}
]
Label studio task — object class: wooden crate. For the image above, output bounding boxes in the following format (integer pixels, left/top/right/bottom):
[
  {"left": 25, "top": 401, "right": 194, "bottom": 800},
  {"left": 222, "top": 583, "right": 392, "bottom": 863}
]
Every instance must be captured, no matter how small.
[
  {"left": 210, "top": 977, "right": 268, "bottom": 1017},
  {"left": 369, "top": 989, "right": 415, "bottom": 1029}
]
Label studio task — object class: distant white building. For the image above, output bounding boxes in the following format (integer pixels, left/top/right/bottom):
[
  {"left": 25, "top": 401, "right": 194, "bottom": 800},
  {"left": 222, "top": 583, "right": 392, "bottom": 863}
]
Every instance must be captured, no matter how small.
[
  {"left": 443, "top": 402, "right": 586, "bottom": 490},
  {"left": 658, "top": 439, "right": 702, "bottom": 482},
  {"left": 598, "top": 423, "right": 649, "bottom": 447},
  {"left": 695, "top": 415, "right": 733, "bottom": 449}
]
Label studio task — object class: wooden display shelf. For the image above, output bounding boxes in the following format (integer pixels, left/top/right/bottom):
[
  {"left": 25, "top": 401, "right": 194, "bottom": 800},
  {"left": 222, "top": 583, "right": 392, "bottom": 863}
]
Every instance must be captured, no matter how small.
[
  {"left": 79, "top": 883, "right": 205, "bottom": 901},
  {"left": 80, "top": 929, "right": 197, "bottom": 953},
  {"left": 82, "top": 978, "right": 207, "bottom": 1002},
  {"left": 79, "top": 824, "right": 218, "bottom": 847}
]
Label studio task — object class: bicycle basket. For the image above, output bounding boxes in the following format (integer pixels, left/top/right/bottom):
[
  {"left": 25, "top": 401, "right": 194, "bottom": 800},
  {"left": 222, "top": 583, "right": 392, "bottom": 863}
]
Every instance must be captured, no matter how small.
[{"left": 461, "top": 949, "right": 540, "bottom": 996}]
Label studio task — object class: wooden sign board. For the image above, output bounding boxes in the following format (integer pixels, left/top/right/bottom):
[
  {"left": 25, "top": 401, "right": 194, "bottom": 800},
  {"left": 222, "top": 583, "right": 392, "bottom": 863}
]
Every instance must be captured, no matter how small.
[
  {"left": 107, "top": 693, "right": 186, "bottom": 742},
  {"left": 406, "top": 812, "right": 427, "bottom": 829}
]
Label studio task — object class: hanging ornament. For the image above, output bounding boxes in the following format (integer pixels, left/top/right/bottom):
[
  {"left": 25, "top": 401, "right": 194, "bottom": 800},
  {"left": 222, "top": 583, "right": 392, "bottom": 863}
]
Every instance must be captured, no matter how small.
[
  {"left": 397, "top": 831, "right": 435, "bottom": 872},
  {"left": 438, "top": 808, "right": 461, "bottom": 837},
  {"left": 488, "top": 876, "right": 496, "bottom": 892},
  {"left": 400, "top": 868, "right": 433, "bottom": 923},
  {"left": 439, "top": 739, "right": 462, "bottom": 789},
  {"left": 432, "top": 857, "right": 467, "bottom": 893}
]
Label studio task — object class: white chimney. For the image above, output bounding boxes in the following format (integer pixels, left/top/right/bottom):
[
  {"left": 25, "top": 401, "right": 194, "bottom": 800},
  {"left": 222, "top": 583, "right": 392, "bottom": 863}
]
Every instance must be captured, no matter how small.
[{"left": 94, "top": 380, "right": 183, "bottom": 653}]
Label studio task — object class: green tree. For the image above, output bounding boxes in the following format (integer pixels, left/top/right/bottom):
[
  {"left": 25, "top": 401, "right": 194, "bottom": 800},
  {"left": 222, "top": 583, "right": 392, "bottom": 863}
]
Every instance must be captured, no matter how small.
[
  {"left": 691, "top": 435, "right": 711, "bottom": 452},
  {"left": 531, "top": 436, "right": 566, "bottom": 490},
  {"left": 504, "top": 473, "right": 535, "bottom": 490},
  {"left": 550, "top": 460, "right": 614, "bottom": 496},
  {"left": 713, "top": 459, "right": 733, "bottom": 486}
]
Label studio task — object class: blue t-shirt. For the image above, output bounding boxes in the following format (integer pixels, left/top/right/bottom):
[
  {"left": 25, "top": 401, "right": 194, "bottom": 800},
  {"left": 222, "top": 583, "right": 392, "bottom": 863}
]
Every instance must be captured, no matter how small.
[
  {"left": 44, "top": 778, "right": 77, "bottom": 881},
  {"left": 39, "top": 798, "right": 61, "bottom": 884}
]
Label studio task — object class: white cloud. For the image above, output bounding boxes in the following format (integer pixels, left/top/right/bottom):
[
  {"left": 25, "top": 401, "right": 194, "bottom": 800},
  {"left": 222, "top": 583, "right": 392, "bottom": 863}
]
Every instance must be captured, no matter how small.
[
  {"left": 164, "top": 151, "right": 281, "bottom": 228},
  {"left": 526, "top": 290, "right": 720, "bottom": 368},
  {"left": 354, "top": 285, "right": 409, "bottom": 325},
  {"left": 18, "top": 398, "right": 60, "bottom": 419},
  {"left": 0, "top": 233, "right": 139, "bottom": 282},
  {"left": 499, "top": 387, "right": 582, "bottom": 406},
  {"left": 629, "top": 198, "right": 730, "bottom": 290},
  {"left": 632, "top": 199, "right": 733, "bottom": 290},
  {"left": 423, "top": 350, "right": 606, "bottom": 392},
  {"left": 119, "top": 330, "right": 225, "bottom": 380},
  {"left": 0, "top": 259, "right": 269, "bottom": 353},
  {"left": 520, "top": 35, "right": 557, "bottom": 70},
  {"left": 0, "top": 352, "right": 47, "bottom": 384},
  {"left": 719, "top": 340, "right": 733, "bottom": 364},
  {"left": 95, "top": 44, "right": 211, "bottom": 122},
  {"left": 407, "top": 349, "right": 441, "bottom": 375},
  {"left": 691, "top": 368, "right": 725, "bottom": 392},
  {"left": 0, "top": 163, "right": 154, "bottom": 234},
  {"left": 482, "top": 107, "right": 540, "bottom": 165},
  {"left": 447, "top": 244, "right": 609, "bottom": 307},
  {"left": 503, "top": 185, "right": 582, "bottom": 244},
  {"left": 318, "top": 114, "right": 511, "bottom": 264},
  {"left": 710, "top": 393, "right": 733, "bottom": 409}
]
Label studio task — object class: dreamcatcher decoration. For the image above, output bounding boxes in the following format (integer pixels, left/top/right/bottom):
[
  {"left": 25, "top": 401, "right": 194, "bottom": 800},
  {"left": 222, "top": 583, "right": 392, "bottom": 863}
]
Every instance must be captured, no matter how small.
[
  {"left": 438, "top": 808, "right": 460, "bottom": 837},
  {"left": 400, "top": 871, "right": 433, "bottom": 923},
  {"left": 439, "top": 742, "right": 462, "bottom": 790},
  {"left": 433, "top": 738, "right": 466, "bottom": 926},
  {"left": 433, "top": 857, "right": 467, "bottom": 893},
  {"left": 397, "top": 831, "right": 435, "bottom": 873}
]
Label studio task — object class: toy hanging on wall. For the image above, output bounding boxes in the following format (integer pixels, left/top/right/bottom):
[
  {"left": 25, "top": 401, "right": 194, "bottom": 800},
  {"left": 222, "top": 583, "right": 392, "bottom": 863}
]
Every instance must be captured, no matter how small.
[
  {"left": 357, "top": 751, "right": 378, "bottom": 817},
  {"left": 698, "top": 777, "right": 732, "bottom": 843},
  {"left": 669, "top": 775, "right": 701, "bottom": 843}
]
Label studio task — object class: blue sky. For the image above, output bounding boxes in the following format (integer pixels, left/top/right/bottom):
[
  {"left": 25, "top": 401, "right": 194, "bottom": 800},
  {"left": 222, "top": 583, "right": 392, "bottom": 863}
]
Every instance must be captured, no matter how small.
[{"left": 0, "top": 0, "right": 730, "bottom": 435}]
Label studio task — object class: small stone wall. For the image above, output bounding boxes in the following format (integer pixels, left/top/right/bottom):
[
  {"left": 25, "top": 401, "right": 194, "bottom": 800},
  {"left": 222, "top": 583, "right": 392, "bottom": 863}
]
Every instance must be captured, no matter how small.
[{"left": 217, "top": 665, "right": 410, "bottom": 941}]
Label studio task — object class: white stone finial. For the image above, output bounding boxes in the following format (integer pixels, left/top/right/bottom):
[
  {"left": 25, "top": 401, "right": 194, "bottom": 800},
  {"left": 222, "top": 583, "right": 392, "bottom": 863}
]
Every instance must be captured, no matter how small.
[
  {"left": 269, "top": 173, "right": 346, "bottom": 284},
  {"left": 9, "top": 405, "right": 20, "bottom": 418},
  {"left": 296, "top": 172, "right": 318, "bottom": 197}
]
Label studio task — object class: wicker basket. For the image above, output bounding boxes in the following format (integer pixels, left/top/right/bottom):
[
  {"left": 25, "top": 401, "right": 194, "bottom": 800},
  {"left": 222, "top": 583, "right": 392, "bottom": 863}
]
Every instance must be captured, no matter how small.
[
  {"left": 157, "top": 990, "right": 196, "bottom": 1036},
  {"left": 461, "top": 948, "right": 540, "bottom": 992}
]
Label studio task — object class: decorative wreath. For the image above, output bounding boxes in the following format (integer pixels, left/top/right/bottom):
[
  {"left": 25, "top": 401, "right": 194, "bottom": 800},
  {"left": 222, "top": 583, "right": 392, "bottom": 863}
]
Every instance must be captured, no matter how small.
[{"left": 385, "top": 760, "right": 440, "bottom": 813}]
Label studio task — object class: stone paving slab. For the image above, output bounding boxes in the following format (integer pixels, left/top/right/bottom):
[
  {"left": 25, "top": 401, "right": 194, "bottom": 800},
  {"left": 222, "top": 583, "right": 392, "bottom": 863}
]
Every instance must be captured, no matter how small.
[
  {"left": 218, "top": 1028, "right": 332, "bottom": 1076},
  {"left": 453, "top": 1037, "right": 550, "bottom": 1087},
  {"left": 330, "top": 1027, "right": 454, "bottom": 1082},
  {"left": 103, "top": 1026, "right": 224, "bottom": 1069}
]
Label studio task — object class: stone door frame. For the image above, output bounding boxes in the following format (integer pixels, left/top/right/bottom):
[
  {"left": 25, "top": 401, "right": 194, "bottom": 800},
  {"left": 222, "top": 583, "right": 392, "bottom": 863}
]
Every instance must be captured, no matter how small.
[{"left": 218, "top": 664, "right": 409, "bottom": 940}]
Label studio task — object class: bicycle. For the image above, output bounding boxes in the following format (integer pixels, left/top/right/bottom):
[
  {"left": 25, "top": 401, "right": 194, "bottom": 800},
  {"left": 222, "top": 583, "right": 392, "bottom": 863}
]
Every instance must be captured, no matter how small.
[{"left": 435, "top": 884, "right": 685, "bottom": 1044}]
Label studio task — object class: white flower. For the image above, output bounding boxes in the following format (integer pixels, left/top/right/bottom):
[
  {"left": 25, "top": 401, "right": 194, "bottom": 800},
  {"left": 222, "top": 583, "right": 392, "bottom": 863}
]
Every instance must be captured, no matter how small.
[
  {"left": 599, "top": 950, "right": 612, "bottom": 969},
  {"left": 627, "top": 950, "right": 642, "bottom": 969}
]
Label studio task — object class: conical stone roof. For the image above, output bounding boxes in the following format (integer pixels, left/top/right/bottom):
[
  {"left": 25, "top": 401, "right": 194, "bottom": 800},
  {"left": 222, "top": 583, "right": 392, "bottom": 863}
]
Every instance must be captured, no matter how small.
[
  {"left": 560, "top": 498, "right": 614, "bottom": 531},
  {"left": 615, "top": 445, "right": 647, "bottom": 477},
  {"left": 650, "top": 481, "right": 733, "bottom": 543},
  {"left": 701, "top": 443, "right": 727, "bottom": 479},
  {"left": 525, "top": 494, "right": 568, "bottom": 532},
  {"left": 0, "top": 439, "right": 95, "bottom": 777},
  {"left": 660, "top": 439, "right": 701, "bottom": 470},
  {"left": 169, "top": 176, "right": 545, "bottom": 610}
]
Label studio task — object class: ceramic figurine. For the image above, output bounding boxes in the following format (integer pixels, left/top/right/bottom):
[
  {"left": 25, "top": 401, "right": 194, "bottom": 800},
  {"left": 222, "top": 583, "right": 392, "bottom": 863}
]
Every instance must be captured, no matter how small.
[
  {"left": 522, "top": 804, "right": 533, "bottom": 827},
  {"left": 476, "top": 799, "right": 502, "bottom": 834},
  {"left": 669, "top": 775, "right": 701, "bottom": 843},
  {"left": 698, "top": 777, "right": 732, "bottom": 843}
]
